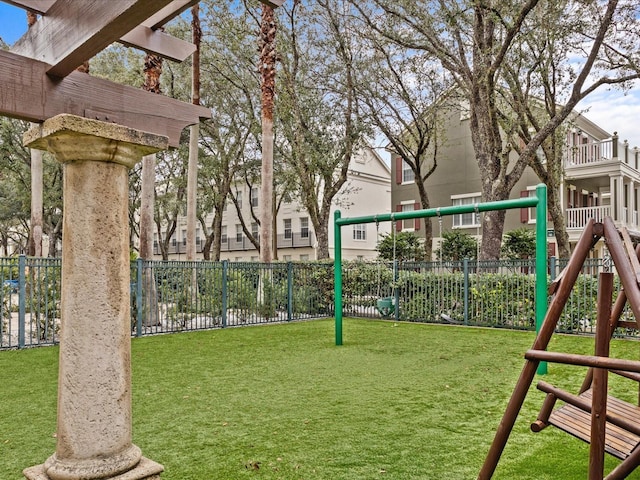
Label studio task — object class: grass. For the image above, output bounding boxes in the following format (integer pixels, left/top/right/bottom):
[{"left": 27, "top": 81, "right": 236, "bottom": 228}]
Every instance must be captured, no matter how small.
[{"left": 2, "top": 318, "right": 640, "bottom": 479}]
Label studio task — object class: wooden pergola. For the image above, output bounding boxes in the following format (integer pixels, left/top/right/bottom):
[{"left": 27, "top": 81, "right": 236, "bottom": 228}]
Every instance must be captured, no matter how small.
[
  {"left": 0, "top": 2, "right": 282, "bottom": 479},
  {"left": 1, "top": 0, "right": 283, "bottom": 144}
]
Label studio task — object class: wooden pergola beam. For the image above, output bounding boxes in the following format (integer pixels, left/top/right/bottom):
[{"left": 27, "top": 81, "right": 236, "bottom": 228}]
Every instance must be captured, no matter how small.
[
  {"left": 0, "top": 49, "right": 209, "bottom": 146},
  {"left": 119, "top": 25, "right": 196, "bottom": 63},
  {"left": 143, "top": 0, "right": 200, "bottom": 30},
  {"left": 10, "top": 0, "right": 175, "bottom": 78},
  {"left": 4, "top": 0, "right": 55, "bottom": 15}
]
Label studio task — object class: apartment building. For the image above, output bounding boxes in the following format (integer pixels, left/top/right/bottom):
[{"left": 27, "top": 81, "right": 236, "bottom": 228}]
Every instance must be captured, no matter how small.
[
  {"left": 391, "top": 104, "right": 638, "bottom": 258},
  {"left": 156, "top": 144, "right": 391, "bottom": 261}
]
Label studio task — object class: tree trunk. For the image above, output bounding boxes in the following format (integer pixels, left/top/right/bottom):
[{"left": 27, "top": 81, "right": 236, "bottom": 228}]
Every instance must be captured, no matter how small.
[
  {"left": 186, "top": 124, "right": 198, "bottom": 261},
  {"left": 470, "top": 77, "right": 510, "bottom": 261},
  {"left": 27, "top": 12, "right": 43, "bottom": 257},
  {"left": 211, "top": 207, "right": 224, "bottom": 261},
  {"left": 548, "top": 186, "right": 570, "bottom": 258},
  {"left": 139, "top": 53, "right": 163, "bottom": 326},
  {"left": 259, "top": 5, "right": 276, "bottom": 263},
  {"left": 186, "top": 5, "right": 201, "bottom": 262},
  {"left": 315, "top": 224, "right": 329, "bottom": 260}
]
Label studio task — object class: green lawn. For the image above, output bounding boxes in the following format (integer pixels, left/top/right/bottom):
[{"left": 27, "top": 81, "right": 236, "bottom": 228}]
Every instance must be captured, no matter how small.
[{"left": 2, "top": 319, "right": 640, "bottom": 479}]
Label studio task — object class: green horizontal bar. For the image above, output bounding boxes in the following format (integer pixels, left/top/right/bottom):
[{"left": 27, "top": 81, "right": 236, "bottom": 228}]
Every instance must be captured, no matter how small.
[{"left": 336, "top": 196, "right": 538, "bottom": 227}]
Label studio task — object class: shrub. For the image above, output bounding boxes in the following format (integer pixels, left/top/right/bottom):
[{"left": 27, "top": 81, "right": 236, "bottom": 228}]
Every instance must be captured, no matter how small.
[
  {"left": 436, "top": 230, "right": 478, "bottom": 261},
  {"left": 502, "top": 228, "right": 536, "bottom": 259}
]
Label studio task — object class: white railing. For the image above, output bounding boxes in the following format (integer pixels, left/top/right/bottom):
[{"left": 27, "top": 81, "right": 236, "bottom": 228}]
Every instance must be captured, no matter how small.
[
  {"left": 565, "top": 139, "right": 615, "bottom": 167},
  {"left": 566, "top": 206, "right": 611, "bottom": 229}
]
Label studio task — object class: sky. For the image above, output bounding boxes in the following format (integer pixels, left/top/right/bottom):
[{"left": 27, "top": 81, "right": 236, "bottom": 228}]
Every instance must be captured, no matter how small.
[{"left": 1, "top": 2, "right": 639, "bottom": 150}]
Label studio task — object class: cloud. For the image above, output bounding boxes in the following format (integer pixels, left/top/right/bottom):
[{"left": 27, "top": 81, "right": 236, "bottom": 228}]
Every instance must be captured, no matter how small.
[{"left": 579, "top": 85, "right": 640, "bottom": 149}]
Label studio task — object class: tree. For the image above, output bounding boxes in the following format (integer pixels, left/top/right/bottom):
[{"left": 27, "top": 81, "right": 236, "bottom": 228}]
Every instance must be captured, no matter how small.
[
  {"left": 0, "top": 118, "right": 63, "bottom": 257},
  {"left": 259, "top": 3, "right": 277, "bottom": 263},
  {"left": 153, "top": 145, "right": 189, "bottom": 260},
  {"left": 376, "top": 231, "right": 424, "bottom": 262},
  {"left": 26, "top": 10, "right": 43, "bottom": 257},
  {"left": 140, "top": 50, "right": 163, "bottom": 263},
  {"left": 437, "top": 230, "right": 478, "bottom": 262},
  {"left": 501, "top": 228, "right": 536, "bottom": 259},
  {"left": 186, "top": 4, "right": 202, "bottom": 262},
  {"left": 276, "top": 0, "right": 370, "bottom": 259},
  {"left": 194, "top": 1, "right": 263, "bottom": 260},
  {"left": 352, "top": 26, "right": 451, "bottom": 259},
  {"left": 351, "top": 0, "right": 640, "bottom": 260}
]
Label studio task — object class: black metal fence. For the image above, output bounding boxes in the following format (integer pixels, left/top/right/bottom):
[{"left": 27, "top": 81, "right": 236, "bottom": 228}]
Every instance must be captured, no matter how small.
[
  {"left": 0, "top": 255, "right": 623, "bottom": 350},
  {"left": 341, "top": 258, "right": 610, "bottom": 336}
]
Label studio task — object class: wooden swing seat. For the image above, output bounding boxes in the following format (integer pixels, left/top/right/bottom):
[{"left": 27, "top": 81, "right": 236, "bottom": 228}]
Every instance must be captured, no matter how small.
[
  {"left": 545, "top": 389, "right": 640, "bottom": 460},
  {"left": 531, "top": 382, "right": 640, "bottom": 460}
]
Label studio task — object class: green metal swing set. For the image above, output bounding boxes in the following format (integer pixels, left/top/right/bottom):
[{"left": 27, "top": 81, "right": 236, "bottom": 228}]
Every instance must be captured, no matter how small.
[{"left": 333, "top": 184, "right": 548, "bottom": 376}]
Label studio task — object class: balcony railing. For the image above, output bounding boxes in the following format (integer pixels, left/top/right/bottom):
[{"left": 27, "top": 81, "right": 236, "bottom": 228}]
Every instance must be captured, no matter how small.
[
  {"left": 566, "top": 205, "right": 611, "bottom": 229},
  {"left": 565, "top": 135, "right": 638, "bottom": 169},
  {"left": 565, "top": 139, "right": 616, "bottom": 166}
]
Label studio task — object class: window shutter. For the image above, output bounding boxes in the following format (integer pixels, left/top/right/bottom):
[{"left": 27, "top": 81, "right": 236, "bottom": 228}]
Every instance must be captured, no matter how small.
[
  {"left": 520, "top": 191, "right": 529, "bottom": 223},
  {"left": 395, "top": 157, "right": 402, "bottom": 185},
  {"left": 414, "top": 202, "right": 421, "bottom": 230},
  {"left": 396, "top": 205, "right": 403, "bottom": 232}
]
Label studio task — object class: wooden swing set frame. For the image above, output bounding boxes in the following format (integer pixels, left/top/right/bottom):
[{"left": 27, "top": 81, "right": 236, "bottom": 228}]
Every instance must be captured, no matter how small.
[{"left": 480, "top": 217, "right": 640, "bottom": 480}]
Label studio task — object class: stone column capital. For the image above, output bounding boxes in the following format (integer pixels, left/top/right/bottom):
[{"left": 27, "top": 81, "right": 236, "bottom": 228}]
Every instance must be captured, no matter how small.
[{"left": 24, "top": 114, "right": 168, "bottom": 168}]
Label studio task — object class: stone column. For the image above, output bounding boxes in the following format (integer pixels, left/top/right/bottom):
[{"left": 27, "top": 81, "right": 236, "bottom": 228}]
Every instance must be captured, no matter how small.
[{"left": 22, "top": 114, "right": 167, "bottom": 480}]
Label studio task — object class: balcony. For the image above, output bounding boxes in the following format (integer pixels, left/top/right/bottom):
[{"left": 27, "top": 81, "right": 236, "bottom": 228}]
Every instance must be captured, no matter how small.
[
  {"left": 153, "top": 240, "right": 205, "bottom": 256},
  {"left": 566, "top": 205, "right": 640, "bottom": 231},
  {"left": 220, "top": 231, "right": 316, "bottom": 253},
  {"left": 566, "top": 206, "right": 611, "bottom": 229},
  {"left": 153, "top": 231, "right": 316, "bottom": 256},
  {"left": 565, "top": 136, "right": 638, "bottom": 170}
]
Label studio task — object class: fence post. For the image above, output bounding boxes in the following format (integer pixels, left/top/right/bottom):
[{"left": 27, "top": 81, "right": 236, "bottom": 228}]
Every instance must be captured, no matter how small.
[
  {"left": 463, "top": 258, "right": 469, "bottom": 325},
  {"left": 136, "top": 258, "right": 143, "bottom": 338},
  {"left": 613, "top": 132, "right": 619, "bottom": 158},
  {"left": 550, "top": 256, "right": 557, "bottom": 283},
  {"left": 18, "top": 254, "right": 26, "bottom": 349},
  {"left": 222, "top": 260, "right": 228, "bottom": 328},
  {"left": 287, "top": 262, "right": 293, "bottom": 322}
]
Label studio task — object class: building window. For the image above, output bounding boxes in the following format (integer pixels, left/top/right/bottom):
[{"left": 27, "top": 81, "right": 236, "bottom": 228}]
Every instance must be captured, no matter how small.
[
  {"left": 182, "top": 229, "right": 186, "bottom": 245},
  {"left": 300, "top": 217, "right": 309, "bottom": 238},
  {"left": 353, "top": 224, "right": 366, "bottom": 241},
  {"left": 283, "top": 255, "right": 292, "bottom": 261},
  {"left": 251, "top": 187, "right": 259, "bottom": 207},
  {"left": 236, "top": 191, "right": 243, "bottom": 209},
  {"left": 236, "top": 224, "right": 243, "bottom": 242},
  {"left": 284, "top": 219, "right": 292, "bottom": 239},
  {"left": 221, "top": 226, "right": 227, "bottom": 243},
  {"left": 401, "top": 203, "right": 415, "bottom": 231},
  {"left": 300, "top": 254, "right": 309, "bottom": 261},
  {"left": 402, "top": 161, "right": 415, "bottom": 183},
  {"left": 524, "top": 188, "right": 537, "bottom": 223},
  {"left": 251, "top": 222, "right": 259, "bottom": 239},
  {"left": 452, "top": 194, "right": 481, "bottom": 228}
]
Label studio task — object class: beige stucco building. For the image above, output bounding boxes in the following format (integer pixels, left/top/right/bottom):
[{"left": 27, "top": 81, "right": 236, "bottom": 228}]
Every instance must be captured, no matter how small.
[{"left": 156, "top": 144, "right": 391, "bottom": 261}]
